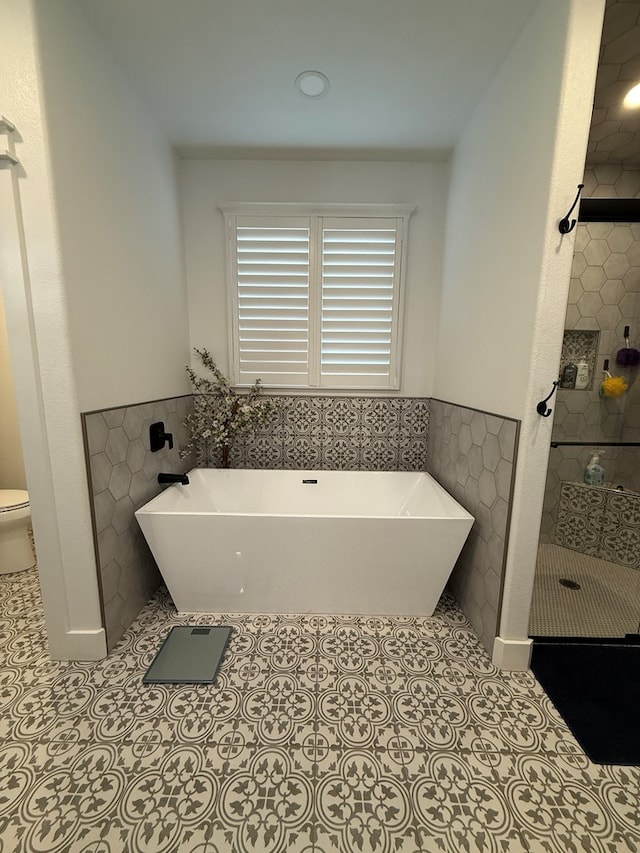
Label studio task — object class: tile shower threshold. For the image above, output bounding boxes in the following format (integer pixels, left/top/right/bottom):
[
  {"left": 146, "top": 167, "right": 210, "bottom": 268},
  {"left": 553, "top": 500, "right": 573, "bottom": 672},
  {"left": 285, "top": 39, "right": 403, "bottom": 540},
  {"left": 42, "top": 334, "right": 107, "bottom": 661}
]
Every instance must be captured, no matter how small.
[
  {"left": 531, "top": 634, "right": 640, "bottom": 645},
  {"left": 554, "top": 479, "right": 640, "bottom": 497}
]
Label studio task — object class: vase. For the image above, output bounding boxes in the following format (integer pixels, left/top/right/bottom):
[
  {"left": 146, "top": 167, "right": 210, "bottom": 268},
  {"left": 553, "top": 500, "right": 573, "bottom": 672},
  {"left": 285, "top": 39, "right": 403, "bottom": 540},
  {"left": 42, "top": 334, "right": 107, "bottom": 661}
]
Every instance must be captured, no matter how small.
[{"left": 221, "top": 444, "right": 231, "bottom": 468}]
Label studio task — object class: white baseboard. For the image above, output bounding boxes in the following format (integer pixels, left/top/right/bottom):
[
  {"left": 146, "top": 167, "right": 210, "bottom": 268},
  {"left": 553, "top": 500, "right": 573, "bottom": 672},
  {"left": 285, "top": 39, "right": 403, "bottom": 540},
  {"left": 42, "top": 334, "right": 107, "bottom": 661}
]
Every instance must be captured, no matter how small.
[
  {"left": 492, "top": 637, "right": 533, "bottom": 671},
  {"left": 49, "top": 628, "right": 107, "bottom": 661}
]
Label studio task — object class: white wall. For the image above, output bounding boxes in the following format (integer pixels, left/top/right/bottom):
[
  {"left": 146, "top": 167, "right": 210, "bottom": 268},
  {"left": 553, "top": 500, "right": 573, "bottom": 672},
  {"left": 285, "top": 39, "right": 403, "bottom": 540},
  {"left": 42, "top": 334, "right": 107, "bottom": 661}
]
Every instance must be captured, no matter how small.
[
  {"left": 437, "top": 2, "right": 571, "bottom": 418},
  {"left": 435, "top": 0, "right": 605, "bottom": 667},
  {"left": 0, "top": 289, "right": 26, "bottom": 489},
  {"left": 0, "top": 0, "right": 191, "bottom": 660},
  {"left": 35, "top": 0, "right": 190, "bottom": 412},
  {"left": 180, "top": 159, "right": 448, "bottom": 396},
  {"left": 0, "top": 0, "right": 104, "bottom": 659}
]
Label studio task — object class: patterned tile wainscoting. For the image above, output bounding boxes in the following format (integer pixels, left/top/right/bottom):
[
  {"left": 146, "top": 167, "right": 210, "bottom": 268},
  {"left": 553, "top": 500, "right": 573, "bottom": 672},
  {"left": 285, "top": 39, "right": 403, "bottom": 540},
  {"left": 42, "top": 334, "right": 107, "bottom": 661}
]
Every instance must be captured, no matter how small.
[
  {"left": 82, "top": 395, "right": 193, "bottom": 650},
  {"left": 193, "top": 395, "right": 430, "bottom": 471},
  {"left": 541, "top": 444, "right": 640, "bottom": 543},
  {"left": 555, "top": 481, "right": 640, "bottom": 569},
  {"left": 427, "top": 399, "right": 520, "bottom": 656}
]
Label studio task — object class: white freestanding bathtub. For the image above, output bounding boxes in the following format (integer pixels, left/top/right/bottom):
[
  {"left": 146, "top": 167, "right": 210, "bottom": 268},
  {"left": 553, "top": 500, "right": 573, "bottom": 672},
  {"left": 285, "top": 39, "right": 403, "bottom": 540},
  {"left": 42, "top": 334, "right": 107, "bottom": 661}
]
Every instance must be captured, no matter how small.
[{"left": 135, "top": 468, "right": 474, "bottom": 615}]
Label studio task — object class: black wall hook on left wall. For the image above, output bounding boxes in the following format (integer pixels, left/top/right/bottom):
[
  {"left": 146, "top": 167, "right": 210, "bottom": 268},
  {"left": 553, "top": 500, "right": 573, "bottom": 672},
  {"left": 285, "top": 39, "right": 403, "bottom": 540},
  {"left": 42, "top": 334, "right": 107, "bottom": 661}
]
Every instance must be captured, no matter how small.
[
  {"left": 536, "top": 381, "right": 559, "bottom": 417},
  {"left": 558, "top": 184, "right": 584, "bottom": 234}
]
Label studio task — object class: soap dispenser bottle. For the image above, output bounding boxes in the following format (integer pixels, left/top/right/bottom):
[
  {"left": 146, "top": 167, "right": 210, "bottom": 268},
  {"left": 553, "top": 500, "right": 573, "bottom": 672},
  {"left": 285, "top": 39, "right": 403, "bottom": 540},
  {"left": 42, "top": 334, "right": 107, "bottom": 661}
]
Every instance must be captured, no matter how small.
[
  {"left": 575, "top": 361, "right": 590, "bottom": 390},
  {"left": 584, "top": 452, "right": 605, "bottom": 486},
  {"left": 560, "top": 362, "right": 577, "bottom": 389}
]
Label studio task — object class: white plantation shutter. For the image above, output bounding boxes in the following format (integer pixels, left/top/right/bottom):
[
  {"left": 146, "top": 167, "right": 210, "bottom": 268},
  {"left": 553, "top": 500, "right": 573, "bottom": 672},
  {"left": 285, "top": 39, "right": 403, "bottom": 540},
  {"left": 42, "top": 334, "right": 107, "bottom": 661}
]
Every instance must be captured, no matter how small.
[
  {"left": 233, "top": 219, "right": 311, "bottom": 385},
  {"left": 224, "top": 206, "right": 411, "bottom": 389},
  {"left": 320, "top": 218, "right": 400, "bottom": 388}
]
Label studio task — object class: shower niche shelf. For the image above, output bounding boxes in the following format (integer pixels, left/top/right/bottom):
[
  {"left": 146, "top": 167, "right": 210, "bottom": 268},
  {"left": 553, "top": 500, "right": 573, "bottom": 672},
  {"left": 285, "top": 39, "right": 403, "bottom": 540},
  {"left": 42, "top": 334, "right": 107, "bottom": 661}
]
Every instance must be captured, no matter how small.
[{"left": 559, "top": 329, "right": 599, "bottom": 390}]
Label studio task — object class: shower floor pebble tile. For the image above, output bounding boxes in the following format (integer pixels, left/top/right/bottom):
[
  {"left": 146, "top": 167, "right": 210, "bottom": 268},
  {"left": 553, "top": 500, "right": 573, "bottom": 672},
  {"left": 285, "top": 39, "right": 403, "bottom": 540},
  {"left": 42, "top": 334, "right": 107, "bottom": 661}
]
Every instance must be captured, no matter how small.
[
  {"left": 531, "top": 543, "right": 640, "bottom": 637},
  {"left": 2, "top": 570, "right": 640, "bottom": 852}
]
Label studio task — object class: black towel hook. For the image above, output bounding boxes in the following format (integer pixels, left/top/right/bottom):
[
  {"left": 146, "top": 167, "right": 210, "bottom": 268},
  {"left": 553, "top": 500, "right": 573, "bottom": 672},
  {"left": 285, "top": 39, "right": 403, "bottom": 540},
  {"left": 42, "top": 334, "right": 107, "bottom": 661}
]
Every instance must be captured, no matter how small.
[
  {"left": 558, "top": 184, "right": 584, "bottom": 234},
  {"left": 536, "top": 381, "right": 559, "bottom": 418}
]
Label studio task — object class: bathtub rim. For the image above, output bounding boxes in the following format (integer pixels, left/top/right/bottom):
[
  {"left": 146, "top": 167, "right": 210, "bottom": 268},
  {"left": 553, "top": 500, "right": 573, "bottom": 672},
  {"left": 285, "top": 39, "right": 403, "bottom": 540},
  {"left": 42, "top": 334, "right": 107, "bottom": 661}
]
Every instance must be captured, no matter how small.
[{"left": 135, "top": 467, "right": 475, "bottom": 522}]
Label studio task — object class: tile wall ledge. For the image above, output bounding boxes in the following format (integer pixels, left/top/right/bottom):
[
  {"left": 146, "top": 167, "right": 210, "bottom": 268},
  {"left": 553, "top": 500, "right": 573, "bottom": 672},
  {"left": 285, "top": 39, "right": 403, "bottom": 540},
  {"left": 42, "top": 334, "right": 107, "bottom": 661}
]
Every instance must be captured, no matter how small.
[
  {"left": 82, "top": 393, "right": 521, "bottom": 414},
  {"left": 81, "top": 392, "right": 192, "bottom": 417},
  {"left": 430, "top": 396, "right": 521, "bottom": 425}
]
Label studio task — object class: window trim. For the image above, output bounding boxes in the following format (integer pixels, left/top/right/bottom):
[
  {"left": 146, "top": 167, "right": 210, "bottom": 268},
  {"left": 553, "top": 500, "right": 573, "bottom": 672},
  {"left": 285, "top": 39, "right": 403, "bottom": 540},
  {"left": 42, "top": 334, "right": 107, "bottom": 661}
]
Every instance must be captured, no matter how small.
[{"left": 220, "top": 202, "right": 415, "bottom": 392}]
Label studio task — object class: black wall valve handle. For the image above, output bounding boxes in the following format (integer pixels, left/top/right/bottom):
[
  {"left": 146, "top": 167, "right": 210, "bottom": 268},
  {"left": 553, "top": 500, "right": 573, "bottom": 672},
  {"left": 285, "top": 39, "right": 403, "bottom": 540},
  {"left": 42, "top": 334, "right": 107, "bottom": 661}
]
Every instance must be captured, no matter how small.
[{"left": 150, "top": 421, "right": 174, "bottom": 452}]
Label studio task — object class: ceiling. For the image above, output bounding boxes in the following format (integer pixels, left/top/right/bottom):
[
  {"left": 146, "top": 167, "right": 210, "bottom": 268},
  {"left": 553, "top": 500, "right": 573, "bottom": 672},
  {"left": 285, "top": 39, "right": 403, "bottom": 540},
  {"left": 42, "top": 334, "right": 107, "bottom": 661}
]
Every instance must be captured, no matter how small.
[
  {"left": 80, "top": 0, "right": 540, "bottom": 159},
  {"left": 587, "top": 0, "right": 640, "bottom": 165}
]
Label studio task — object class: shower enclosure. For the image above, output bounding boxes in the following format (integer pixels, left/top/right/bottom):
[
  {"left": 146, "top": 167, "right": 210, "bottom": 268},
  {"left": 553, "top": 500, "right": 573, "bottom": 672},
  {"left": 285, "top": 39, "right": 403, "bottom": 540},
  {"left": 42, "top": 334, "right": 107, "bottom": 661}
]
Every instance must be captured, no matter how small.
[
  {"left": 530, "top": 168, "right": 640, "bottom": 638},
  {"left": 530, "top": 0, "right": 640, "bottom": 641}
]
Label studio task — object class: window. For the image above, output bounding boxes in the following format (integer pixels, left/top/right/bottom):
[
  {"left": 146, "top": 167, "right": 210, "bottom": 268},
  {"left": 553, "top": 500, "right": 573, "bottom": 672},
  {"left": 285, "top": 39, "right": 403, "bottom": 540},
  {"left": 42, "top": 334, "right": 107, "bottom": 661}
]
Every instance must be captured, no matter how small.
[{"left": 221, "top": 203, "right": 413, "bottom": 390}]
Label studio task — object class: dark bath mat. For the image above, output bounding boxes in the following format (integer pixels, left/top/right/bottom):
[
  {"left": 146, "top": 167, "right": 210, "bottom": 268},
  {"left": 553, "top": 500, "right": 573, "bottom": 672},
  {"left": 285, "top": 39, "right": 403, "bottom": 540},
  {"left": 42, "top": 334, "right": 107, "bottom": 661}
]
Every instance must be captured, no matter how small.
[
  {"left": 531, "top": 640, "right": 640, "bottom": 765},
  {"left": 144, "top": 625, "right": 232, "bottom": 684}
]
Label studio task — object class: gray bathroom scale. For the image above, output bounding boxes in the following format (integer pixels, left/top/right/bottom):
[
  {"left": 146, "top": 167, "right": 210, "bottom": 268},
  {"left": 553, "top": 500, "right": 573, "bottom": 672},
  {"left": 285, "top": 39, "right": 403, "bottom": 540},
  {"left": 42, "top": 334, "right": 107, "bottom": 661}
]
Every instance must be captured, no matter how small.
[{"left": 143, "top": 625, "right": 232, "bottom": 684}]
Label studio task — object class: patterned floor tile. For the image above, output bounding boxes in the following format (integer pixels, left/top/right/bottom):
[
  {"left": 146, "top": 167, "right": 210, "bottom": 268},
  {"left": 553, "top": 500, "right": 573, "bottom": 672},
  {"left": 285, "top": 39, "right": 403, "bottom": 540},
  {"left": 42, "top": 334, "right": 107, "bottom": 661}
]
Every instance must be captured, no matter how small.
[
  {"left": 242, "top": 675, "right": 315, "bottom": 746},
  {"left": 315, "top": 748, "right": 413, "bottom": 850},
  {"left": 2, "top": 567, "right": 640, "bottom": 853},
  {"left": 504, "top": 754, "right": 616, "bottom": 852},
  {"left": 317, "top": 682, "right": 394, "bottom": 751},
  {"left": 287, "top": 723, "right": 347, "bottom": 773}
]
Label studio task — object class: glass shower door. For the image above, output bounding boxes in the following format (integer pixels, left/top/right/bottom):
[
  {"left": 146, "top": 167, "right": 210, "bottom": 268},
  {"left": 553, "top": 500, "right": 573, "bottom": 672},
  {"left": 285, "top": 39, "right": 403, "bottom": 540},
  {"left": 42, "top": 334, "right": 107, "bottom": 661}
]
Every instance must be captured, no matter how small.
[{"left": 531, "top": 210, "right": 640, "bottom": 640}]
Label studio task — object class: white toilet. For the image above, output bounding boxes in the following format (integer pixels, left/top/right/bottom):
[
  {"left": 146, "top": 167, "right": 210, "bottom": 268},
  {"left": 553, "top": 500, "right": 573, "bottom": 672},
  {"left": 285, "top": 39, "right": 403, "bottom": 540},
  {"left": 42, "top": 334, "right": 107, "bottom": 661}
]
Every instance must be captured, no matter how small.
[{"left": 0, "top": 490, "right": 34, "bottom": 575}]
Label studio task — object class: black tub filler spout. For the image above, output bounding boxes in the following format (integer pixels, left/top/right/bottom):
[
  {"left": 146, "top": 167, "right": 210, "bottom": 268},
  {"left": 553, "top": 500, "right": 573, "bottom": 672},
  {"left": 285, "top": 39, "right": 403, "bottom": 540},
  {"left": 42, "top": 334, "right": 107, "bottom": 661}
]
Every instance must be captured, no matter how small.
[{"left": 158, "top": 472, "right": 189, "bottom": 485}]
